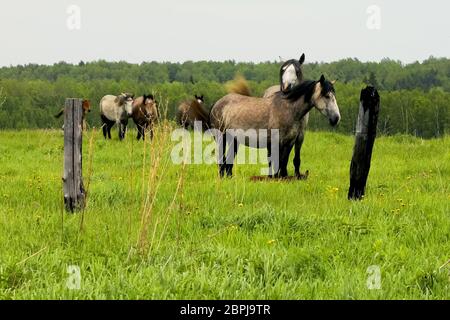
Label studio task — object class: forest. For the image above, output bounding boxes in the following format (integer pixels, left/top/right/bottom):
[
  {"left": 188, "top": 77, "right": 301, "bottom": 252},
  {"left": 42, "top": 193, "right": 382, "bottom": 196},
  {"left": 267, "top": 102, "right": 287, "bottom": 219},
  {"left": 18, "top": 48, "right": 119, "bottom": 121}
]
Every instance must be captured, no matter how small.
[{"left": 0, "top": 57, "right": 448, "bottom": 138}]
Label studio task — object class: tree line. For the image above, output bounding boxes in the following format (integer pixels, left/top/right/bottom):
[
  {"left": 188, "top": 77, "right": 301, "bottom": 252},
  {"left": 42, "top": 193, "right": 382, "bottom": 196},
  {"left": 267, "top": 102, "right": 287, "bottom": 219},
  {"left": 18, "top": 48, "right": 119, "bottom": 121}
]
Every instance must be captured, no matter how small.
[{"left": 0, "top": 57, "right": 448, "bottom": 137}]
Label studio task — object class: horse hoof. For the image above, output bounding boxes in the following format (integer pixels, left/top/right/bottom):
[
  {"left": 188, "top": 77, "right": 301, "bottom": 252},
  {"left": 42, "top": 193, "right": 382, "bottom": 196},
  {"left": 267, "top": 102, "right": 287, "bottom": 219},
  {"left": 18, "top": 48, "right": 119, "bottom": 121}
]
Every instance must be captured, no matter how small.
[{"left": 296, "top": 170, "right": 309, "bottom": 180}]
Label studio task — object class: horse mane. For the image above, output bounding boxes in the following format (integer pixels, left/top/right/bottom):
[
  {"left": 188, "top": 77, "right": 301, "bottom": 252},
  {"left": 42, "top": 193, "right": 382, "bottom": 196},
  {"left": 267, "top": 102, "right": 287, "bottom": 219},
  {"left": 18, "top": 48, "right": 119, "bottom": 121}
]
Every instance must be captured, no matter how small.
[
  {"left": 114, "top": 95, "right": 126, "bottom": 106},
  {"left": 281, "top": 80, "right": 317, "bottom": 102},
  {"left": 225, "top": 75, "right": 251, "bottom": 96},
  {"left": 282, "top": 79, "right": 336, "bottom": 103},
  {"left": 320, "top": 80, "right": 336, "bottom": 96}
]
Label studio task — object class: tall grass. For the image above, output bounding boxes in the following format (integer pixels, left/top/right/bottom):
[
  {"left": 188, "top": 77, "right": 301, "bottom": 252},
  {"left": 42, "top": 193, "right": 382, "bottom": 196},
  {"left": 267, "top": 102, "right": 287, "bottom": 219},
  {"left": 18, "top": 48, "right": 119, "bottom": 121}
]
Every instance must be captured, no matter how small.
[{"left": 134, "top": 95, "right": 186, "bottom": 258}]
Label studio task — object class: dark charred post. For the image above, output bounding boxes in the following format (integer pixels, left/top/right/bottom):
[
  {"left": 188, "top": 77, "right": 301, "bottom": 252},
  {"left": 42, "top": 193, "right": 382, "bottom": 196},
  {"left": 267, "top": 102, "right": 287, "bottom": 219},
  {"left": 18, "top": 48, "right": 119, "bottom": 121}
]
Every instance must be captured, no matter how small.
[
  {"left": 348, "top": 86, "right": 380, "bottom": 200},
  {"left": 63, "top": 98, "right": 86, "bottom": 212}
]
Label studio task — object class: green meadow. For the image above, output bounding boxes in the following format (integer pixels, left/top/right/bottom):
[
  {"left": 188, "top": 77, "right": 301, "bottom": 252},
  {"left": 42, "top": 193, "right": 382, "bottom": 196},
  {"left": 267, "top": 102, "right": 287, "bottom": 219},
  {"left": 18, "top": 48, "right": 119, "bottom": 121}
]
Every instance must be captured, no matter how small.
[{"left": 0, "top": 127, "right": 449, "bottom": 299}]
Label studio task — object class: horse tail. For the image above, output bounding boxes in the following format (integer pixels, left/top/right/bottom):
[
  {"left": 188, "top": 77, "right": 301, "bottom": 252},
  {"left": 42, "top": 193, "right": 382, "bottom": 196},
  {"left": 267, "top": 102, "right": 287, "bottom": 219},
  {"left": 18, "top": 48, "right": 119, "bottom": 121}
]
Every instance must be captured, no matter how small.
[
  {"left": 54, "top": 108, "right": 64, "bottom": 118},
  {"left": 225, "top": 75, "right": 252, "bottom": 96}
]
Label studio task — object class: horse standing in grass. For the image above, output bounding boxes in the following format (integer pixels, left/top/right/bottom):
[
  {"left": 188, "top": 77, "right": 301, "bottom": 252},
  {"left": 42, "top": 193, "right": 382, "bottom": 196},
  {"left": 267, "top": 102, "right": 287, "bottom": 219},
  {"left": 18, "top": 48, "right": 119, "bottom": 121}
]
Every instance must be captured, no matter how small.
[
  {"left": 131, "top": 94, "right": 159, "bottom": 141},
  {"left": 210, "top": 75, "right": 340, "bottom": 178},
  {"left": 177, "top": 94, "right": 209, "bottom": 130},
  {"left": 55, "top": 99, "right": 91, "bottom": 131},
  {"left": 100, "top": 93, "right": 134, "bottom": 140},
  {"left": 263, "top": 53, "right": 309, "bottom": 178}
]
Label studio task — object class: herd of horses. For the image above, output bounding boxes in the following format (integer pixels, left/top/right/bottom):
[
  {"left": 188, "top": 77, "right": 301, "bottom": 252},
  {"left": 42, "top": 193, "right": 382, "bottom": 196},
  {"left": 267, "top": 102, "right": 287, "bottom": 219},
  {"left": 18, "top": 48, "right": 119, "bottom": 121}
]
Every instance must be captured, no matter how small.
[{"left": 56, "top": 53, "right": 341, "bottom": 178}]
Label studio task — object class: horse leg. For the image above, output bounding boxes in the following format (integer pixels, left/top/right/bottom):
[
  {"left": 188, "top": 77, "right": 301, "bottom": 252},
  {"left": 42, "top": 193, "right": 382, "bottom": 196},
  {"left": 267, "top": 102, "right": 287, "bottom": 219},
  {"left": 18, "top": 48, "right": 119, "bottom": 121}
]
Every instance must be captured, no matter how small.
[
  {"left": 294, "top": 114, "right": 309, "bottom": 179},
  {"left": 149, "top": 124, "right": 154, "bottom": 140},
  {"left": 107, "top": 123, "right": 112, "bottom": 139},
  {"left": 275, "top": 143, "right": 294, "bottom": 178},
  {"left": 225, "top": 136, "right": 239, "bottom": 177},
  {"left": 105, "top": 117, "right": 114, "bottom": 139},
  {"left": 101, "top": 115, "right": 108, "bottom": 139},
  {"left": 119, "top": 123, "right": 124, "bottom": 140},
  {"left": 136, "top": 126, "right": 142, "bottom": 140},
  {"left": 102, "top": 124, "right": 107, "bottom": 139},
  {"left": 142, "top": 124, "right": 148, "bottom": 141},
  {"left": 293, "top": 135, "right": 303, "bottom": 178},
  {"left": 122, "top": 120, "right": 129, "bottom": 140},
  {"left": 217, "top": 133, "right": 228, "bottom": 177},
  {"left": 119, "top": 120, "right": 127, "bottom": 141}
]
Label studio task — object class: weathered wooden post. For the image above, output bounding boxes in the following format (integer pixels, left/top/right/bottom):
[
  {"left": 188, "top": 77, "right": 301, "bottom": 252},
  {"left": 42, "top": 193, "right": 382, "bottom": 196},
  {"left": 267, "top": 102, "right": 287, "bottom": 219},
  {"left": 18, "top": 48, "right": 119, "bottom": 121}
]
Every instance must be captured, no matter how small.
[
  {"left": 63, "top": 98, "right": 86, "bottom": 212},
  {"left": 348, "top": 86, "right": 380, "bottom": 200}
]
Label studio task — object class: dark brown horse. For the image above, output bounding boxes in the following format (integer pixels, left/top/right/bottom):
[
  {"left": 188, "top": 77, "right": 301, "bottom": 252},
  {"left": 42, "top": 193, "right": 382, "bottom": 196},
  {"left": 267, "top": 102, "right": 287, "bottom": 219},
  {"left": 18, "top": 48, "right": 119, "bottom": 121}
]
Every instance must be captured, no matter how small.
[
  {"left": 176, "top": 95, "right": 209, "bottom": 130},
  {"left": 131, "top": 94, "right": 158, "bottom": 140},
  {"left": 55, "top": 99, "right": 91, "bottom": 130}
]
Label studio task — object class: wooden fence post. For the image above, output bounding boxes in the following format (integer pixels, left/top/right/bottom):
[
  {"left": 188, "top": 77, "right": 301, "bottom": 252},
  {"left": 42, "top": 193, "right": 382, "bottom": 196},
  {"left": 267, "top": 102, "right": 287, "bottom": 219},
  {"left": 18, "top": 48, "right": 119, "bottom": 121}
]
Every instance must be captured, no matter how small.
[
  {"left": 63, "top": 98, "right": 86, "bottom": 212},
  {"left": 348, "top": 86, "right": 380, "bottom": 200}
]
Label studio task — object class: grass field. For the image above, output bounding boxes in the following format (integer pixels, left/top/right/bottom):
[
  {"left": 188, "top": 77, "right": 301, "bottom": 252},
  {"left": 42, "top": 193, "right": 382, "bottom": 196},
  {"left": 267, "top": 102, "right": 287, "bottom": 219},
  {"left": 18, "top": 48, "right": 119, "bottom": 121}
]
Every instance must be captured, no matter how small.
[{"left": 0, "top": 126, "right": 449, "bottom": 299}]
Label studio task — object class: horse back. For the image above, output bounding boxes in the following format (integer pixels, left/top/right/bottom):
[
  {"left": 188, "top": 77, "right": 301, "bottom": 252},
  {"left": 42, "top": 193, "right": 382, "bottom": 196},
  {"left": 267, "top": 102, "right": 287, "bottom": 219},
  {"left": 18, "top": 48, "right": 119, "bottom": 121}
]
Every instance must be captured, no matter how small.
[
  {"left": 263, "top": 85, "right": 280, "bottom": 98},
  {"left": 100, "top": 95, "right": 123, "bottom": 122},
  {"left": 210, "top": 94, "right": 271, "bottom": 131}
]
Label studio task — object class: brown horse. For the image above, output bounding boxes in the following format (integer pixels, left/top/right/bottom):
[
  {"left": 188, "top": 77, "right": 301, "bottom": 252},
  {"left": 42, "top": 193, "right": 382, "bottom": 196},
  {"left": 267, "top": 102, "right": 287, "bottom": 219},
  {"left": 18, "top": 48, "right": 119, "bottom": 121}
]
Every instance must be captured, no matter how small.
[
  {"left": 176, "top": 95, "right": 209, "bottom": 130},
  {"left": 131, "top": 94, "right": 158, "bottom": 140},
  {"left": 210, "top": 75, "right": 340, "bottom": 178},
  {"left": 55, "top": 99, "right": 91, "bottom": 130}
]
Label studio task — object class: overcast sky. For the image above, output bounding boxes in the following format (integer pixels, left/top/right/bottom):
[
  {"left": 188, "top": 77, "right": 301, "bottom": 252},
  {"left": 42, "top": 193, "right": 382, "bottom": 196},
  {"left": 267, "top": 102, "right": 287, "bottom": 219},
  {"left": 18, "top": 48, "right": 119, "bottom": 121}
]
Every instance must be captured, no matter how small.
[{"left": 0, "top": 0, "right": 449, "bottom": 66}]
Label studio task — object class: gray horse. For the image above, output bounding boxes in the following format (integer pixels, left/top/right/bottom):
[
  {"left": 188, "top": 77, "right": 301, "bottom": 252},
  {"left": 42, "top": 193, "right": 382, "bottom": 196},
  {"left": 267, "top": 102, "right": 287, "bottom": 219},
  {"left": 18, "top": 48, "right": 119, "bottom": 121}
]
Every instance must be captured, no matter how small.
[
  {"left": 210, "top": 75, "right": 340, "bottom": 178},
  {"left": 100, "top": 93, "right": 134, "bottom": 140}
]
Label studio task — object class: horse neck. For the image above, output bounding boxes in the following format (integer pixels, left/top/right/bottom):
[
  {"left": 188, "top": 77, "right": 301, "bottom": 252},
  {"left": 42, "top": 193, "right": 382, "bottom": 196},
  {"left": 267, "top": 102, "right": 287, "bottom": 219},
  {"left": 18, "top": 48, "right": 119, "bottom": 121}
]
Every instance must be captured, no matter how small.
[
  {"left": 293, "top": 97, "right": 314, "bottom": 121},
  {"left": 277, "top": 95, "right": 313, "bottom": 122},
  {"left": 138, "top": 103, "right": 146, "bottom": 115}
]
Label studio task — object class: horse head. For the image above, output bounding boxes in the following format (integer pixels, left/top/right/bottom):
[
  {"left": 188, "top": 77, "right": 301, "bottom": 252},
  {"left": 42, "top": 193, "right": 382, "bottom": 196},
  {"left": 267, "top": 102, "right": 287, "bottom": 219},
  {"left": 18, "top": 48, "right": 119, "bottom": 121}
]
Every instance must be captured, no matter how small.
[
  {"left": 311, "top": 75, "right": 340, "bottom": 126},
  {"left": 82, "top": 99, "right": 91, "bottom": 114},
  {"left": 140, "top": 94, "right": 157, "bottom": 120},
  {"left": 143, "top": 94, "right": 154, "bottom": 106},
  {"left": 119, "top": 93, "right": 134, "bottom": 116},
  {"left": 194, "top": 94, "right": 204, "bottom": 105},
  {"left": 280, "top": 53, "right": 305, "bottom": 92}
]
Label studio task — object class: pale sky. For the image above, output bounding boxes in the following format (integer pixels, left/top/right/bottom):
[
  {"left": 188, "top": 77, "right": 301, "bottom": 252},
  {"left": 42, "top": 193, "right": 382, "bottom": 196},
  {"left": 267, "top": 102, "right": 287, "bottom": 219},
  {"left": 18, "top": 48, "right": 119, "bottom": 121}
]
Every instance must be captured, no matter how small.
[{"left": 0, "top": 0, "right": 449, "bottom": 66}]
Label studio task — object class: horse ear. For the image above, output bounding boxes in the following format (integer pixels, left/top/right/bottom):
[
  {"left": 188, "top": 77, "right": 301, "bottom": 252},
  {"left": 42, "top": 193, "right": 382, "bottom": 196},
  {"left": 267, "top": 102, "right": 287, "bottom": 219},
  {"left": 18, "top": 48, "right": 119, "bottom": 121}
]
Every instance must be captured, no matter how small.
[
  {"left": 331, "top": 79, "right": 337, "bottom": 85},
  {"left": 200, "top": 95, "right": 204, "bottom": 100},
  {"left": 299, "top": 53, "right": 305, "bottom": 65},
  {"left": 319, "top": 75, "right": 325, "bottom": 85}
]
